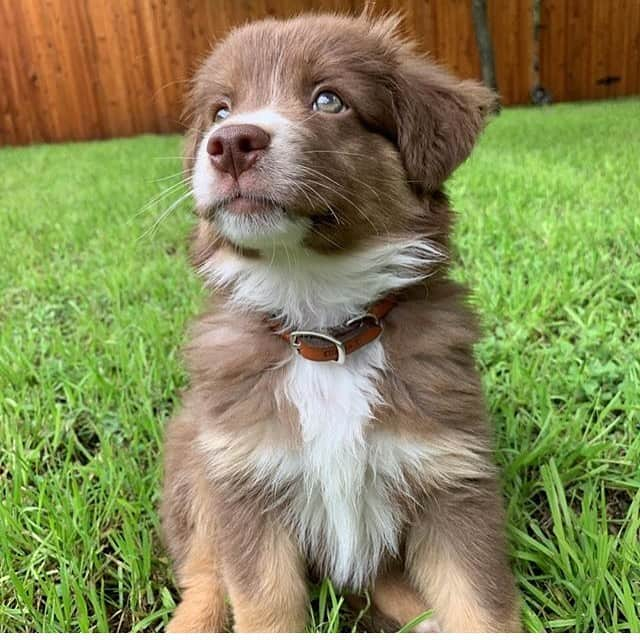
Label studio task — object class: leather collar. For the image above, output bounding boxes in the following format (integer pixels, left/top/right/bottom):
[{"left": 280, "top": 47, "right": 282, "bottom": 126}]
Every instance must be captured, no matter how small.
[{"left": 272, "top": 294, "right": 398, "bottom": 364}]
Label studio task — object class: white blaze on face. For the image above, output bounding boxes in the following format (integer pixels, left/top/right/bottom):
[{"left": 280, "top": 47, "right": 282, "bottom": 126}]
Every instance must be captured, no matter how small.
[{"left": 192, "top": 107, "right": 309, "bottom": 251}]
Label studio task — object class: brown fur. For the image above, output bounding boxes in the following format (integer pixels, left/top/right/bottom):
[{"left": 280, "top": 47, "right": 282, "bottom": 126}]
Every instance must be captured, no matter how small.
[
  {"left": 372, "top": 568, "right": 432, "bottom": 630},
  {"left": 166, "top": 532, "right": 227, "bottom": 633},
  {"left": 161, "top": 11, "right": 520, "bottom": 633},
  {"left": 183, "top": 14, "right": 495, "bottom": 258},
  {"left": 223, "top": 519, "right": 308, "bottom": 632}
]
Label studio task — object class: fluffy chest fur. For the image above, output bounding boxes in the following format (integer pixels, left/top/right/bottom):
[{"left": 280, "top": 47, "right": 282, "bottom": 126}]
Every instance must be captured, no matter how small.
[
  {"left": 279, "top": 341, "right": 393, "bottom": 588},
  {"left": 194, "top": 240, "right": 489, "bottom": 589},
  {"left": 197, "top": 330, "right": 412, "bottom": 588},
  {"left": 196, "top": 239, "right": 438, "bottom": 586}
]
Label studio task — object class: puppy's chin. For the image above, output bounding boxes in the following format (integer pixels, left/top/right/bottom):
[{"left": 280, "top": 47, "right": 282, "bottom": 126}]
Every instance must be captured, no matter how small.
[{"left": 214, "top": 207, "right": 309, "bottom": 252}]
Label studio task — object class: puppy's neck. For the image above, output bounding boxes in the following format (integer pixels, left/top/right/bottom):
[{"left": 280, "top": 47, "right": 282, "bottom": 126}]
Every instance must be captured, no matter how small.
[{"left": 200, "top": 238, "right": 445, "bottom": 331}]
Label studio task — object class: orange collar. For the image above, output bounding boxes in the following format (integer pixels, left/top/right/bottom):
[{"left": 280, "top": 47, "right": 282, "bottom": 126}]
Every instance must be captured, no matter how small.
[{"left": 272, "top": 294, "right": 398, "bottom": 364}]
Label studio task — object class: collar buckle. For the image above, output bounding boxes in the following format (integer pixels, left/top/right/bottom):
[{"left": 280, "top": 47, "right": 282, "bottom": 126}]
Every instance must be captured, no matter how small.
[
  {"left": 344, "top": 312, "right": 381, "bottom": 329},
  {"left": 289, "top": 330, "right": 347, "bottom": 364}
]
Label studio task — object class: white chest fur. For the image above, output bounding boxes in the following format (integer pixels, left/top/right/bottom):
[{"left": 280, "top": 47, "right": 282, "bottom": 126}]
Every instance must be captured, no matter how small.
[
  {"left": 198, "top": 341, "right": 410, "bottom": 588},
  {"left": 199, "top": 338, "right": 491, "bottom": 589},
  {"left": 278, "top": 342, "right": 400, "bottom": 588},
  {"left": 270, "top": 344, "right": 490, "bottom": 588},
  {"left": 199, "top": 237, "right": 457, "bottom": 587}
]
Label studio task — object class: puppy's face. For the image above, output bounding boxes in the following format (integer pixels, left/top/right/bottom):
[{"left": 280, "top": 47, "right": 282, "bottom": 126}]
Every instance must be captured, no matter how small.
[{"left": 186, "top": 14, "right": 495, "bottom": 255}]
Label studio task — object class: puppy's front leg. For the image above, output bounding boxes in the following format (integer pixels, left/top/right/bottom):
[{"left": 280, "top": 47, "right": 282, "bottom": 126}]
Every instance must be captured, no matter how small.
[
  {"left": 406, "top": 482, "right": 521, "bottom": 632},
  {"left": 166, "top": 531, "right": 227, "bottom": 632},
  {"left": 220, "top": 515, "right": 308, "bottom": 632}
]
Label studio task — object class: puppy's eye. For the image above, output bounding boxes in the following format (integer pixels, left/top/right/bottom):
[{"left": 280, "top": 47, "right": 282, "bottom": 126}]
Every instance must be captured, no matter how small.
[
  {"left": 312, "top": 91, "right": 346, "bottom": 114},
  {"left": 214, "top": 106, "right": 231, "bottom": 123}
]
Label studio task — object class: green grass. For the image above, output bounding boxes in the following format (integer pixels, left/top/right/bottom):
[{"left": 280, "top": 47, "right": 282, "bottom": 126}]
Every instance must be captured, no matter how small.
[{"left": 1, "top": 98, "right": 639, "bottom": 632}]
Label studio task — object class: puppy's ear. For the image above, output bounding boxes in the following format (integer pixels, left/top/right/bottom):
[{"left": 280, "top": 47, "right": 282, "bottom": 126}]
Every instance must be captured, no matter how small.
[{"left": 392, "top": 58, "right": 498, "bottom": 192}]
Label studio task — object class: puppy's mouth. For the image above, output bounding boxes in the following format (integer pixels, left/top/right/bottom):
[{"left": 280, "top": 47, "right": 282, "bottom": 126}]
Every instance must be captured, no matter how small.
[
  {"left": 209, "top": 194, "right": 339, "bottom": 227},
  {"left": 208, "top": 195, "right": 310, "bottom": 250},
  {"left": 205, "top": 192, "right": 341, "bottom": 251},
  {"left": 212, "top": 194, "right": 286, "bottom": 217}
]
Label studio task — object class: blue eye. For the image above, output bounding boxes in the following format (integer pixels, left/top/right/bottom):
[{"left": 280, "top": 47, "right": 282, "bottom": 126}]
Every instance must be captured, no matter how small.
[
  {"left": 312, "top": 91, "right": 347, "bottom": 114},
  {"left": 214, "top": 106, "right": 230, "bottom": 123}
]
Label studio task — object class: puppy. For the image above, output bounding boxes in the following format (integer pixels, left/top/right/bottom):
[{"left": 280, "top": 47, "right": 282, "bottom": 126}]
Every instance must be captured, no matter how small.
[{"left": 161, "top": 12, "right": 520, "bottom": 633}]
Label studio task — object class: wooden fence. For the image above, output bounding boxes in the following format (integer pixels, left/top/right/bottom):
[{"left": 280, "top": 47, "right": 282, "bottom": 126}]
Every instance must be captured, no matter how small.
[{"left": 0, "top": 0, "right": 638, "bottom": 146}]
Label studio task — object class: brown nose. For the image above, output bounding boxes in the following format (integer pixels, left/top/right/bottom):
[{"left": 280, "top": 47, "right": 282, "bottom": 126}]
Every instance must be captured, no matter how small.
[{"left": 206, "top": 124, "right": 270, "bottom": 179}]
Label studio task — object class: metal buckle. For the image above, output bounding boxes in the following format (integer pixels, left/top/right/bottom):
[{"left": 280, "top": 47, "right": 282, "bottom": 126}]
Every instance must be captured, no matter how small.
[
  {"left": 345, "top": 313, "right": 385, "bottom": 347},
  {"left": 345, "top": 313, "right": 380, "bottom": 328},
  {"left": 289, "top": 330, "right": 347, "bottom": 364}
]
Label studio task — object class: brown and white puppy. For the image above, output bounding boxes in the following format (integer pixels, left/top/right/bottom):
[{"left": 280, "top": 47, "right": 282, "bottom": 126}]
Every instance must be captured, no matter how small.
[{"left": 161, "top": 12, "right": 520, "bottom": 633}]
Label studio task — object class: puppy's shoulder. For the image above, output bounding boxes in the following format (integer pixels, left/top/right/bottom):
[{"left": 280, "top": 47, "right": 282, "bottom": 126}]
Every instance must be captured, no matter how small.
[
  {"left": 185, "top": 301, "right": 288, "bottom": 383},
  {"left": 380, "top": 279, "right": 488, "bottom": 436},
  {"left": 385, "top": 279, "right": 481, "bottom": 359}
]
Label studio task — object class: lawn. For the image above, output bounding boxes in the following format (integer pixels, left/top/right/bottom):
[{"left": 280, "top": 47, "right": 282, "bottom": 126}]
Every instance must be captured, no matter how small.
[{"left": 1, "top": 98, "right": 639, "bottom": 632}]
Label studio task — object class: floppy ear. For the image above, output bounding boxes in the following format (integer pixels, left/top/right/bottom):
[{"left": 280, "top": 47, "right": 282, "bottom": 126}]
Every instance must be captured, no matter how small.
[{"left": 392, "top": 57, "right": 498, "bottom": 192}]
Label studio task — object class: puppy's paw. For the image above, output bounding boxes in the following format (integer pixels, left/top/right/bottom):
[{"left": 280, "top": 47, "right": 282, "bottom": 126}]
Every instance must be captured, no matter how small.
[
  {"left": 166, "top": 615, "right": 194, "bottom": 633},
  {"left": 166, "top": 602, "right": 225, "bottom": 633},
  {"left": 166, "top": 611, "right": 200, "bottom": 634}
]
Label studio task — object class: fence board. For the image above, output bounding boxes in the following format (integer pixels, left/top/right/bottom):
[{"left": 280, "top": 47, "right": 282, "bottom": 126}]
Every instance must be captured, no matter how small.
[{"left": 0, "top": 0, "right": 638, "bottom": 146}]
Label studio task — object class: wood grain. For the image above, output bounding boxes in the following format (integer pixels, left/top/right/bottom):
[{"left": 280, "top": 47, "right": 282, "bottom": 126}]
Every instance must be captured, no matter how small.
[{"left": 0, "top": 0, "right": 638, "bottom": 146}]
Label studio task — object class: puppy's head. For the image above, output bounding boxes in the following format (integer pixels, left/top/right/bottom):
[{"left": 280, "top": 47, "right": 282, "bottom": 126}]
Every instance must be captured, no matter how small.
[{"left": 186, "top": 13, "right": 495, "bottom": 257}]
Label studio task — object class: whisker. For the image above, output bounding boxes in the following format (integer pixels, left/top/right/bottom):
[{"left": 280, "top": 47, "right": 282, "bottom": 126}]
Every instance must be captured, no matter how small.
[
  {"left": 150, "top": 170, "right": 187, "bottom": 183},
  {"left": 307, "top": 225, "right": 343, "bottom": 250},
  {"left": 292, "top": 180, "right": 342, "bottom": 226},
  {"left": 297, "top": 111, "right": 321, "bottom": 126},
  {"left": 151, "top": 77, "right": 190, "bottom": 102},
  {"left": 299, "top": 152, "right": 425, "bottom": 185},
  {"left": 281, "top": 238, "right": 293, "bottom": 272},
  {"left": 288, "top": 181, "right": 317, "bottom": 212},
  {"left": 138, "top": 190, "right": 193, "bottom": 240},
  {"left": 300, "top": 177, "right": 384, "bottom": 236},
  {"left": 138, "top": 179, "right": 190, "bottom": 216},
  {"left": 268, "top": 237, "right": 277, "bottom": 270},
  {"left": 153, "top": 156, "right": 197, "bottom": 161},
  {"left": 296, "top": 164, "right": 344, "bottom": 189},
  {"left": 298, "top": 163, "right": 384, "bottom": 205},
  {"left": 300, "top": 150, "right": 372, "bottom": 159}
]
